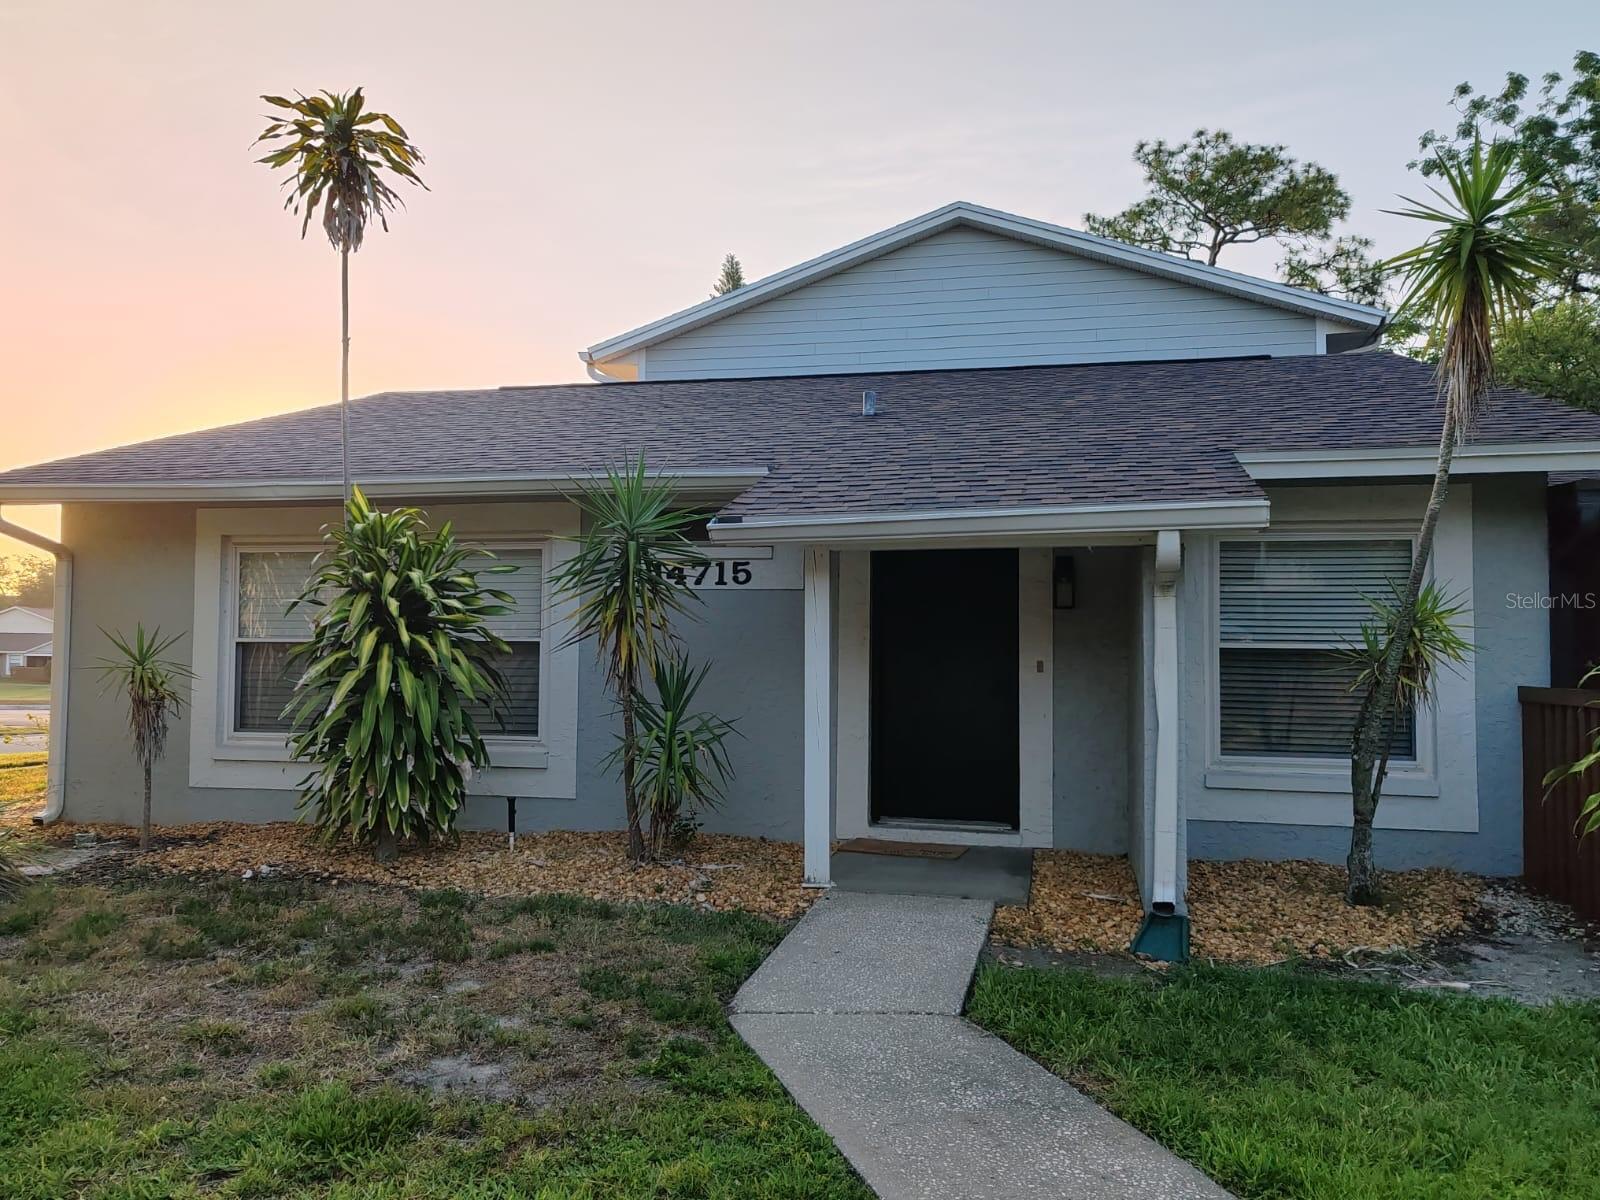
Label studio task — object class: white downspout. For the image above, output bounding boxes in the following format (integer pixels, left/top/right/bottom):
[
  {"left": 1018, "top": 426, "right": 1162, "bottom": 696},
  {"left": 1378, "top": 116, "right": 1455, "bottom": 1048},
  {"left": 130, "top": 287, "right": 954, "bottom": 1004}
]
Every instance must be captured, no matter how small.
[
  {"left": 1150, "top": 529, "right": 1182, "bottom": 913},
  {"left": 0, "top": 507, "right": 71, "bottom": 823}
]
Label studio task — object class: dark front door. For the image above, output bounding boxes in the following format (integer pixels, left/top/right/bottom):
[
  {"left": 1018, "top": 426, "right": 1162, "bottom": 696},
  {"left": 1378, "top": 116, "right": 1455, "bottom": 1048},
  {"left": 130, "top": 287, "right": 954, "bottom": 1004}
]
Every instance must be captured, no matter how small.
[{"left": 870, "top": 549, "right": 1020, "bottom": 827}]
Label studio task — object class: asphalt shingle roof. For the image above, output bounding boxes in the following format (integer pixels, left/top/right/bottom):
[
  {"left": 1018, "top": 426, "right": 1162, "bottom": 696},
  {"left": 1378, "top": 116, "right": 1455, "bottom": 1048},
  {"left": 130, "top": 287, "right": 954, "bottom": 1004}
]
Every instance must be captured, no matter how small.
[{"left": 3, "top": 354, "right": 1597, "bottom": 521}]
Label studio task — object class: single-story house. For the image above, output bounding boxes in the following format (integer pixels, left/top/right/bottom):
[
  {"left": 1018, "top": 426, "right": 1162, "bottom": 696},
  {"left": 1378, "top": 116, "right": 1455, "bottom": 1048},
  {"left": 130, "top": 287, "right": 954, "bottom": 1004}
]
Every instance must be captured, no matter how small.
[
  {"left": 4, "top": 201, "right": 1600, "bottom": 944},
  {"left": 0, "top": 605, "right": 52, "bottom": 677}
]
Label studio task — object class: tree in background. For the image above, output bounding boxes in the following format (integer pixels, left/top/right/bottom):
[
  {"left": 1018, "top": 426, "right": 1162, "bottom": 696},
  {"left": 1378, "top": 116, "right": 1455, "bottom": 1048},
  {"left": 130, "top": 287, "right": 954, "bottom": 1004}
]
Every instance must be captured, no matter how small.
[
  {"left": 0, "top": 554, "right": 54, "bottom": 609},
  {"left": 255, "top": 90, "right": 427, "bottom": 501},
  {"left": 1085, "top": 129, "right": 1351, "bottom": 267},
  {"left": 1496, "top": 300, "right": 1600, "bottom": 410},
  {"left": 286, "top": 489, "right": 512, "bottom": 862},
  {"left": 712, "top": 253, "right": 746, "bottom": 296},
  {"left": 1415, "top": 51, "right": 1599, "bottom": 302},
  {"left": 1345, "top": 140, "right": 1563, "bottom": 905},
  {"left": 95, "top": 627, "right": 193, "bottom": 852}
]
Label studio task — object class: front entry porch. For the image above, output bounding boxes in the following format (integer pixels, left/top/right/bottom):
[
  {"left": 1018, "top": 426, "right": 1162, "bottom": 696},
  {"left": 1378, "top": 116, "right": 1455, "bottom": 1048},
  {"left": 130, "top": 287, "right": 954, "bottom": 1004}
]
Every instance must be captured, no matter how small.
[
  {"left": 831, "top": 843, "right": 1034, "bottom": 905},
  {"left": 798, "top": 532, "right": 1190, "bottom": 957}
]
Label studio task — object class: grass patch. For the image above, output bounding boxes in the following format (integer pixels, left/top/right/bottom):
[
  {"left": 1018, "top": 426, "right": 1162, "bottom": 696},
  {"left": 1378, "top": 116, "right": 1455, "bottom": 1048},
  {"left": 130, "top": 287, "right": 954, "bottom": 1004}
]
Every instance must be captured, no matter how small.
[
  {"left": 0, "top": 681, "right": 49, "bottom": 703},
  {"left": 0, "top": 871, "right": 867, "bottom": 1198},
  {"left": 969, "top": 961, "right": 1600, "bottom": 1200}
]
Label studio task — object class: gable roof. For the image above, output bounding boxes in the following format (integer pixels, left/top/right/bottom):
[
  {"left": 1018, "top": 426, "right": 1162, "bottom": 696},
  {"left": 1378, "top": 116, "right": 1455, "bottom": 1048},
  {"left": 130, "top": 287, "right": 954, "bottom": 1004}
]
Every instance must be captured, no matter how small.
[
  {"left": 581, "top": 202, "right": 1389, "bottom": 369},
  {"left": 3, "top": 355, "right": 1599, "bottom": 535},
  {"left": 0, "top": 632, "right": 52, "bottom": 654}
]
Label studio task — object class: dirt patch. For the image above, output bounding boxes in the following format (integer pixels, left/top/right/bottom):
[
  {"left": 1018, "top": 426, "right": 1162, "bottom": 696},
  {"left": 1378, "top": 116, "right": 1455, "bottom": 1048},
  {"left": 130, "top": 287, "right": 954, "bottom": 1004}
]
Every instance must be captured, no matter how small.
[
  {"left": 47, "top": 820, "right": 820, "bottom": 921},
  {"left": 1, "top": 863, "right": 782, "bottom": 1115},
  {"left": 1326, "top": 880, "right": 1600, "bottom": 1005},
  {"left": 993, "top": 850, "right": 1484, "bottom": 965}
]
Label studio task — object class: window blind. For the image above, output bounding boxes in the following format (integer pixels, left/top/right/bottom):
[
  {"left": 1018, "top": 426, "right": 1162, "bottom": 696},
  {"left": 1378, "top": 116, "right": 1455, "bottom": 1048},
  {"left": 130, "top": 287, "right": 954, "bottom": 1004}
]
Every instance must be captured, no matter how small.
[
  {"left": 237, "top": 551, "right": 319, "bottom": 640},
  {"left": 1220, "top": 539, "right": 1411, "bottom": 647},
  {"left": 1218, "top": 538, "right": 1415, "bottom": 760},
  {"left": 483, "top": 549, "right": 543, "bottom": 641}
]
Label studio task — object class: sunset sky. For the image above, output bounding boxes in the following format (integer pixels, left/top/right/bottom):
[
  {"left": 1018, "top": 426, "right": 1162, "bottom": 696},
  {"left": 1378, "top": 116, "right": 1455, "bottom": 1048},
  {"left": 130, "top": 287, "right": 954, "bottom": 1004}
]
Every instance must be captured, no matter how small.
[{"left": 0, "top": 0, "right": 1591, "bottom": 553}]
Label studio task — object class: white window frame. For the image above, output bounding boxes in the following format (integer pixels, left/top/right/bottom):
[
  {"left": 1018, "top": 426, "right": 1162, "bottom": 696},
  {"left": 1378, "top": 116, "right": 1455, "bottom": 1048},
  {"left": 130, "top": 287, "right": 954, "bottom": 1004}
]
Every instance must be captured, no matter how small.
[
  {"left": 1211, "top": 526, "right": 1432, "bottom": 775},
  {"left": 1192, "top": 483, "right": 1479, "bottom": 833},
  {"left": 190, "top": 504, "right": 579, "bottom": 797},
  {"left": 222, "top": 538, "right": 323, "bottom": 750}
]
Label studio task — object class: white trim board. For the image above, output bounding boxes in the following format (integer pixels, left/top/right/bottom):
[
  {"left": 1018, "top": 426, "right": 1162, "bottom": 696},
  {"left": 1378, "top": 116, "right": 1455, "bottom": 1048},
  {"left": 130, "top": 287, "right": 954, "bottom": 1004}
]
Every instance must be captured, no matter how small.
[
  {"left": 583, "top": 201, "right": 1384, "bottom": 371},
  {"left": 1237, "top": 441, "right": 1600, "bottom": 481},
  {"left": 0, "top": 469, "right": 768, "bottom": 506},
  {"left": 187, "top": 502, "right": 582, "bottom": 800},
  {"left": 709, "top": 498, "right": 1271, "bottom": 546}
]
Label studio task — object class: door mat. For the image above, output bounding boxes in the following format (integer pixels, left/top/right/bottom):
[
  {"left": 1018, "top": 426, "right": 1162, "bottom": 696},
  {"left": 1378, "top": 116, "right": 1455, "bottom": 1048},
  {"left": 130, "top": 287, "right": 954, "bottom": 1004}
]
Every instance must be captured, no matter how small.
[{"left": 837, "top": 838, "right": 968, "bottom": 860}]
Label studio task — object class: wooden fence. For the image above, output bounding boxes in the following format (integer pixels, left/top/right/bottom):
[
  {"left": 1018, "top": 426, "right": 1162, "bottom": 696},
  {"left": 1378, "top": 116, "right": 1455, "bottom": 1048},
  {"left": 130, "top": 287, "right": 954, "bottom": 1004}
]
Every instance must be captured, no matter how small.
[{"left": 1519, "top": 687, "right": 1600, "bottom": 921}]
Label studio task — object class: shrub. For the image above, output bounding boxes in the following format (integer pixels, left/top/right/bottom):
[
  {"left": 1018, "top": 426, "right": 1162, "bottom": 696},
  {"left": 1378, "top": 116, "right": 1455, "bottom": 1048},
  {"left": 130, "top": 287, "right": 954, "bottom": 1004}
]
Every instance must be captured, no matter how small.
[{"left": 286, "top": 488, "right": 516, "bottom": 858}]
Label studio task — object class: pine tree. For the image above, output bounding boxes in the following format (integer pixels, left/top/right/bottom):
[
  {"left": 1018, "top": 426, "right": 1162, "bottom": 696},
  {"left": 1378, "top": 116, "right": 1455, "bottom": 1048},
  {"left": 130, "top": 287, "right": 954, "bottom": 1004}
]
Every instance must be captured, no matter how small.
[{"left": 712, "top": 253, "right": 745, "bottom": 296}]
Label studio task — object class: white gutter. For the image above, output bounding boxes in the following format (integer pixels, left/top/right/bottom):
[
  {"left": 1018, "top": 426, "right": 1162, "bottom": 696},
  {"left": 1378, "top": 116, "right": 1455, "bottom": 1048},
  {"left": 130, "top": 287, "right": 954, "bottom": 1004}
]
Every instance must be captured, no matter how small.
[
  {"left": 0, "top": 468, "right": 769, "bottom": 506},
  {"left": 1236, "top": 440, "right": 1600, "bottom": 481},
  {"left": 707, "top": 497, "right": 1270, "bottom": 545},
  {"left": 0, "top": 508, "right": 71, "bottom": 824},
  {"left": 1149, "top": 529, "right": 1183, "bottom": 914}
]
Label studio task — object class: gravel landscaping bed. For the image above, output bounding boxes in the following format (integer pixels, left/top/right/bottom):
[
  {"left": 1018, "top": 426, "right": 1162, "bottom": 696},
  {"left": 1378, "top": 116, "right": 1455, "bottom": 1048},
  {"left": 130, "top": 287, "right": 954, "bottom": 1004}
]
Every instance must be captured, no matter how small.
[
  {"left": 995, "top": 849, "right": 1483, "bottom": 964},
  {"left": 45, "top": 820, "right": 821, "bottom": 920}
]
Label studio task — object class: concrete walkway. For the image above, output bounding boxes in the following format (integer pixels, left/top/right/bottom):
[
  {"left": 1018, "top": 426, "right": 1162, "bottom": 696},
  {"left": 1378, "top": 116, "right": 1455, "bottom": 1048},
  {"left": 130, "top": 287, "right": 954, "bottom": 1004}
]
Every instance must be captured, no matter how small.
[{"left": 731, "top": 891, "right": 1231, "bottom": 1200}]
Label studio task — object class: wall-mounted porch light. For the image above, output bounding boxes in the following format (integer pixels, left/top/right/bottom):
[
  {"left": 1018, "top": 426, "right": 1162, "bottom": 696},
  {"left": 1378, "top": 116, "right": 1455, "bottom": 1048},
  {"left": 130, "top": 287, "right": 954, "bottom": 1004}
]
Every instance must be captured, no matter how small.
[{"left": 1053, "top": 554, "right": 1076, "bottom": 610}]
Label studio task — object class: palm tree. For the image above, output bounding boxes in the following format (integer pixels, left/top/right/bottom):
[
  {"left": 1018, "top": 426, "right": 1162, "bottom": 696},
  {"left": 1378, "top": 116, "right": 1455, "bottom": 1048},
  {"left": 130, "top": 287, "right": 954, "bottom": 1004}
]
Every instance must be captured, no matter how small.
[
  {"left": 1345, "top": 140, "right": 1564, "bottom": 904},
  {"left": 549, "top": 460, "right": 706, "bottom": 863},
  {"left": 96, "top": 627, "right": 194, "bottom": 851},
  {"left": 254, "top": 90, "right": 426, "bottom": 501}
]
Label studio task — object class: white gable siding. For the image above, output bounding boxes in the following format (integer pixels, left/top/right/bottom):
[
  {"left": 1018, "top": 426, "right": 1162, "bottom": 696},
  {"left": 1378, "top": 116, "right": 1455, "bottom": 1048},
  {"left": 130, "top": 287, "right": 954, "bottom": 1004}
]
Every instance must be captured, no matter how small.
[{"left": 638, "top": 227, "right": 1321, "bottom": 380}]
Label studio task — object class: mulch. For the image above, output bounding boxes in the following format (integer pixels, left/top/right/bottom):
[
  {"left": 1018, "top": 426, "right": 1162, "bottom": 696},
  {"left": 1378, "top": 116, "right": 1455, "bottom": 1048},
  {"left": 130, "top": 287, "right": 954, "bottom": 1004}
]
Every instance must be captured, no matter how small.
[
  {"left": 33, "top": 818, "right": 1484, "bottom": 963},
  {"left": 43, "top": 821, "right": 823, "bottom": 921},
  {"left": 993, "top": 849, "right": 1484, "bottom": 965}
]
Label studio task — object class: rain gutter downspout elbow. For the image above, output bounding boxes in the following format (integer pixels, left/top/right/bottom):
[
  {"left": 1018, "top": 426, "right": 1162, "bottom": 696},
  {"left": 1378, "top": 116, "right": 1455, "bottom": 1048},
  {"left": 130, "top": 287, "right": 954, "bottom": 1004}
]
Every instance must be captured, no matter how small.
[{"left": 0, "top": 507, "right": 71, "bottom": 824}]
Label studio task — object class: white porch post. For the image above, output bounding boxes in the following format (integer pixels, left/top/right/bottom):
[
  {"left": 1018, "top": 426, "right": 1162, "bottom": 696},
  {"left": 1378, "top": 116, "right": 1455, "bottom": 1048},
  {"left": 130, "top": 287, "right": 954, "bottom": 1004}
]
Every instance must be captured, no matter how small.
[
  {"left": 802, "top": 545, "right": 833, "bottom": 887},
  {"left": 1150, "top": 529, "right": 1183, "bottom": 913}
]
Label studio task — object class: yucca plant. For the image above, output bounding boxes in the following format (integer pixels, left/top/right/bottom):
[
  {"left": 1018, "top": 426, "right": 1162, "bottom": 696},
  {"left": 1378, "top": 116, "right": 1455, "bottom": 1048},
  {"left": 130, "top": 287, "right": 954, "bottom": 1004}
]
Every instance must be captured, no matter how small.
[
  {"left": 254, "top": 89, "right": 426, "bottom": 501},
  {"left": 549, "top": 458, "right": 707, "bottom": 863},
  {"left": 285, "top": 488, "right": 514, "bottom": 861},
  {"left": 0, "top": 837, "right": 30, "bottom": 905},
  {"left": 618, "top": 652, "right": 738, "bottom": 859},
  {"left": 95, "top": 626, "right": 194, "bottom": 851},
  {"left": 1346, "top": 138, "right": 1564, "bottom": 904},
  {"left": 1341, "top": 581, "right": 1472, "bottom": 828}
]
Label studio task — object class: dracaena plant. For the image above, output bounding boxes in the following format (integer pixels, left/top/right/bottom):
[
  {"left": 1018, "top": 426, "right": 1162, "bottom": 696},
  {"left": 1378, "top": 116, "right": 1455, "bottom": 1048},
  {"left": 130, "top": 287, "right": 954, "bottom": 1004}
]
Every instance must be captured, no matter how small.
[
  {"left": 95, "top": 625, "right": 194, "bottom": 852},
  {"left": 617, "top": 651, "right": 738, "bottom": 860},
  {"left": 1345, "top": 138, "right": 1563, "bottom": 906},
  {"left": 285, "top": 488, "right": 514, "bottom": 860},
  {"left": 548, "top": 458, "right": 707, "bottom": 864}
]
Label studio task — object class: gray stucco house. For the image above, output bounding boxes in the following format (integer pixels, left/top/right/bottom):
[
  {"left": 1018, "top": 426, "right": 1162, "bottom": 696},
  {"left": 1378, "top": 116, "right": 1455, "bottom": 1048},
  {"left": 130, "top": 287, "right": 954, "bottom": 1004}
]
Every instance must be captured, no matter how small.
[{"left": 5, "top": 201, "right": 1599, "bottom": 939}]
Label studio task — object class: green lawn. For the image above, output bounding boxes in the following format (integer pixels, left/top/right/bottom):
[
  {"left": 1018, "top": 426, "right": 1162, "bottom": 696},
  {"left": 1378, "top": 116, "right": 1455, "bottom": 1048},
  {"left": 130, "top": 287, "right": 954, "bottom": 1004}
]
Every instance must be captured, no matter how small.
[
  {"left": 0, "top": 681, "right": 49, "bottom": 703},
  {"left": 968, "top": 962, "right": 1600, "bottom": 1199},
  {"left": 0, "top": 872, "right": 869, "bottom": 1199}
]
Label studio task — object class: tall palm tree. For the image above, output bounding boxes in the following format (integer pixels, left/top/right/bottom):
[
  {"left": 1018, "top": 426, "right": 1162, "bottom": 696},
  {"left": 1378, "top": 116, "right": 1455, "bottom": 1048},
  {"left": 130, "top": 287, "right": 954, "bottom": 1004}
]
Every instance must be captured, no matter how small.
[
  {"left": 96, "top": 626, "right": 194, "bottom": 851},
  {"left": 254, "top": 90, "right": 426, "bottom": 500},
  {"left": 549, "top": 460, "right": 706, "bottom": 863},
  {"left": 1345, "top": 140, "right": 1564, "bottom": 904}
]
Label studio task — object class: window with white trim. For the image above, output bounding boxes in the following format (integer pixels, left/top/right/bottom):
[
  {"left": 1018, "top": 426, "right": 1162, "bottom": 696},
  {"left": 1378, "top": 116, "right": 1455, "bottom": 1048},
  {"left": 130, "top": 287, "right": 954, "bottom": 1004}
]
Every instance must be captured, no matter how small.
[
  {"left": 1218, "top": 538, "right": 1414, "bottom": 760},
  {"left": 234, "top": 549, "right": 318, "bottom": 733},
  {"left": 231, "top": 545, "right": 544, "bottom": 740},
  {"left": 468, "top": 547, "right": 543, "bottom": 739}
]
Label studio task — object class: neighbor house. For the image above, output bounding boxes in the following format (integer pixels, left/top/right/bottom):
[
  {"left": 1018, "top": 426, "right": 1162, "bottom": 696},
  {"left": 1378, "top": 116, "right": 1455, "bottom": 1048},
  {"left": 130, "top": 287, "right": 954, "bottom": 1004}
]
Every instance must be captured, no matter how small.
[
  {"left": 5, "top": 202, "right": 1600, "bottom": 944},
  {"left": 0, "top": 605, "right": 52, "bottom": 678}
]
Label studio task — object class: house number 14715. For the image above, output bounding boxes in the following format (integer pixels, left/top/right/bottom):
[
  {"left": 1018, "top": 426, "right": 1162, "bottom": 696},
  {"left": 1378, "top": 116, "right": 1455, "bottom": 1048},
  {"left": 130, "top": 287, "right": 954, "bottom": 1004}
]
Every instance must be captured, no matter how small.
[{"left": 670, "top": 560, "right": 754, "bottom": 587}]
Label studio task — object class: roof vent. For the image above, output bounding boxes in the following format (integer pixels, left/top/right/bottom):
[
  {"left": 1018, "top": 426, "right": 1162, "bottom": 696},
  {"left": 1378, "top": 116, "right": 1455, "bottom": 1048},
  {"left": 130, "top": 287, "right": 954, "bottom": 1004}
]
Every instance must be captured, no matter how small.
[{"left": 862, "top": 389, "right": 878, "bottom": 417}]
